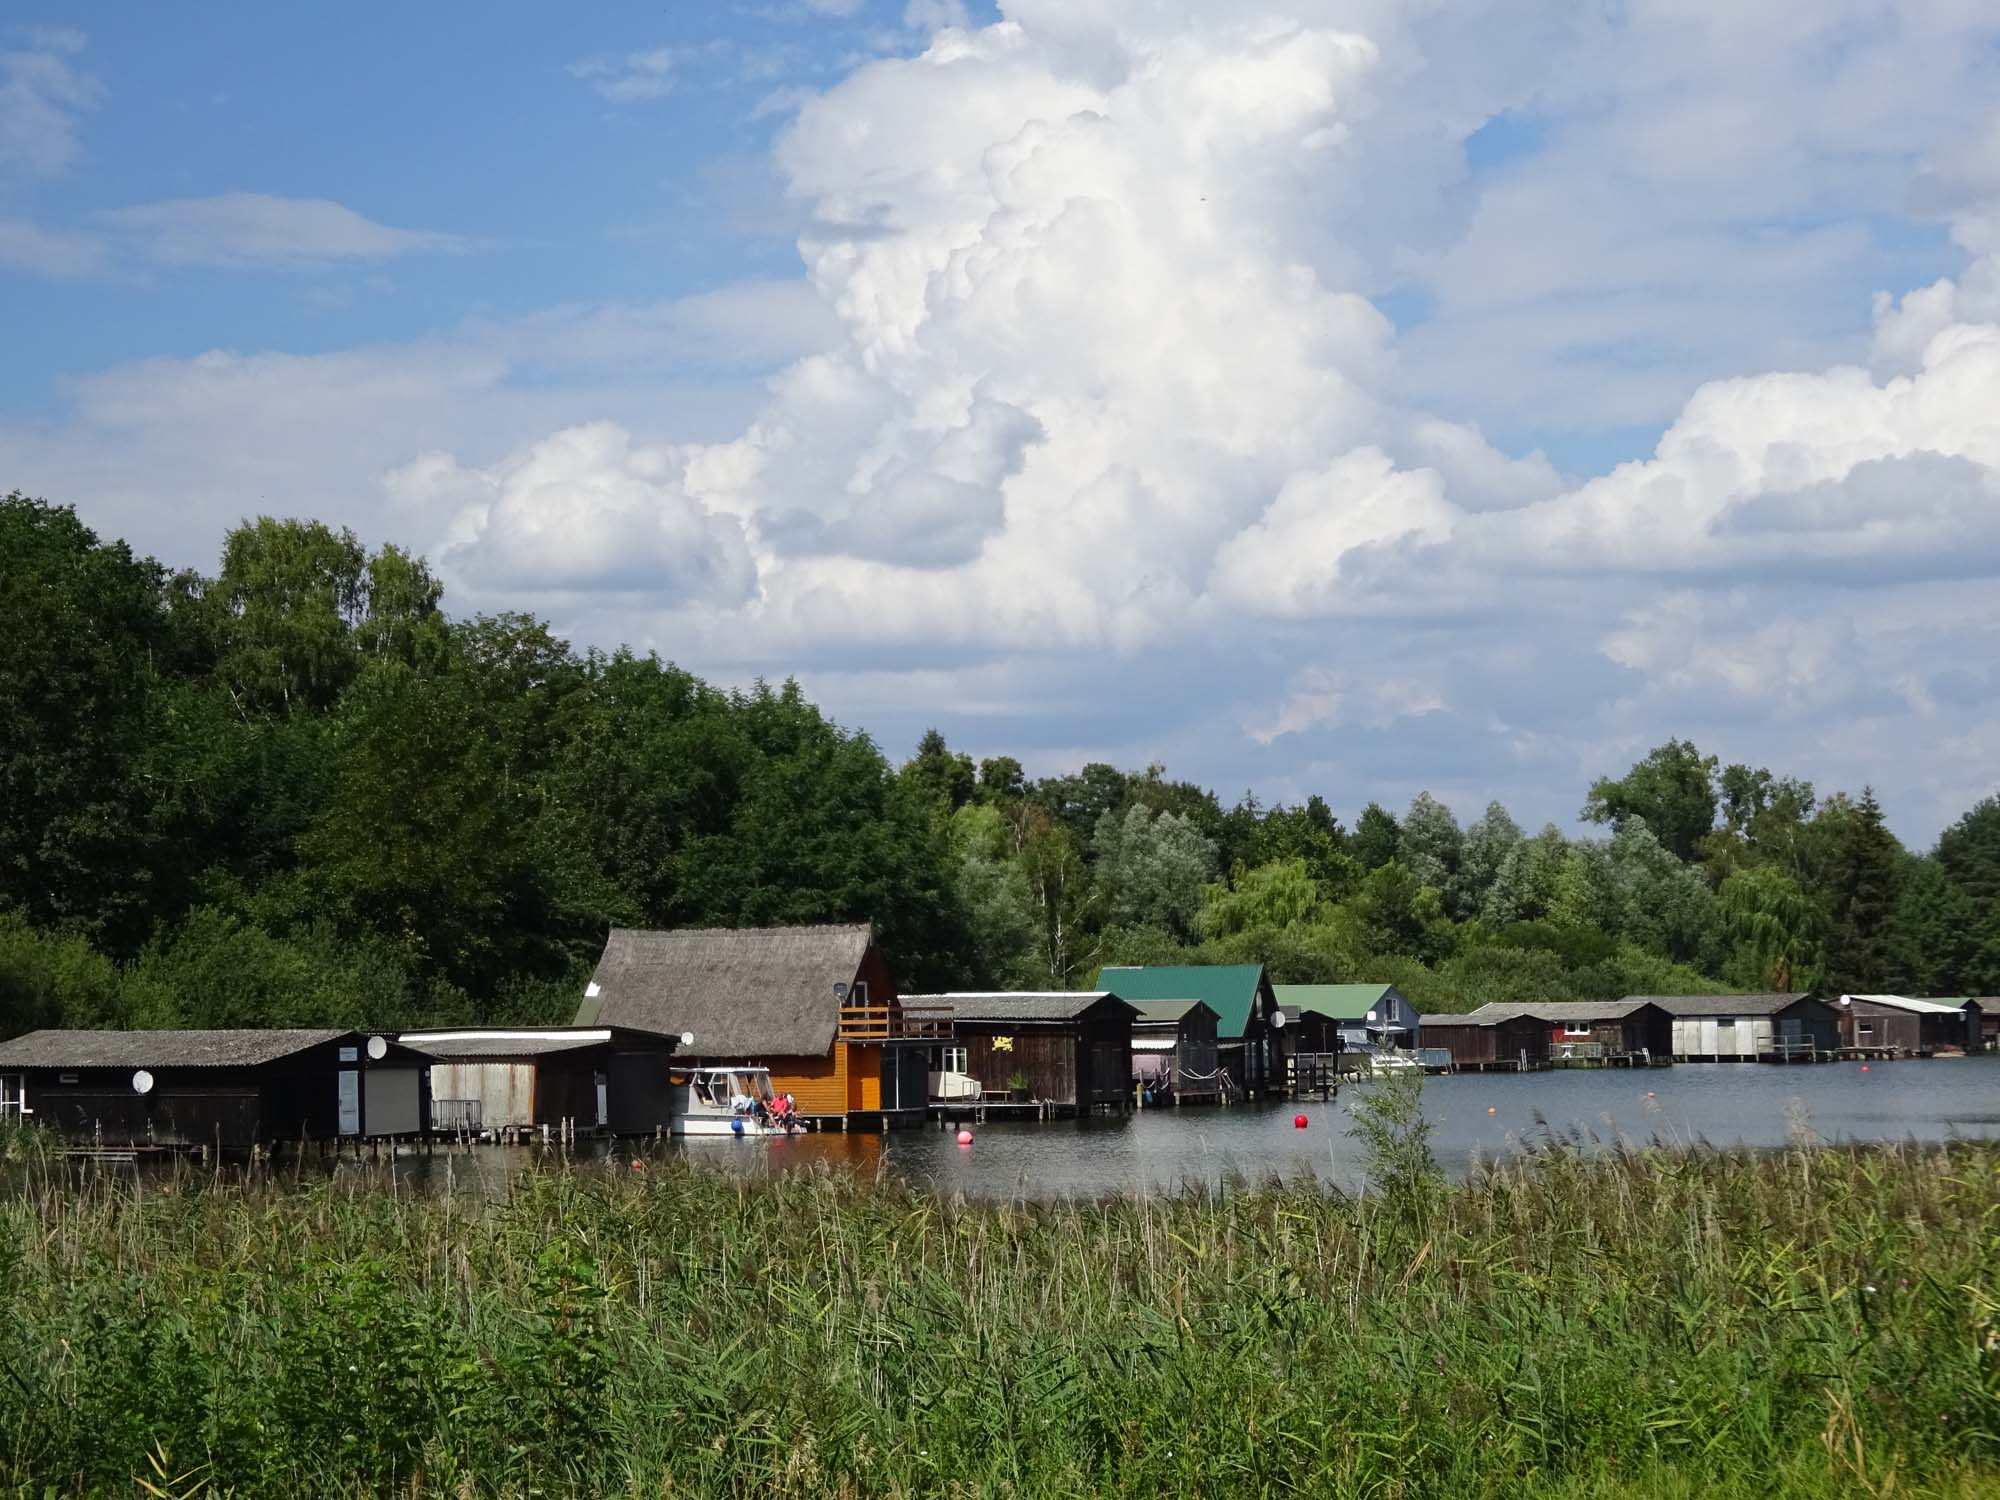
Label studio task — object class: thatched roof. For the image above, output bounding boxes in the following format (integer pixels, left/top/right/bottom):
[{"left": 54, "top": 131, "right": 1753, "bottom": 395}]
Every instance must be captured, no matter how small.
[
  {"left": 0, "top": 1029, "right": 352, "bottom": 1069},
  {"left": 579, "top": 924, "right": 874, "bottom": 1058},
  {"left": 913, "top": 992, "right": 1136, "bottom": 1025},
  {"left": 1629, "top": 993, "right": 1814, "bottom": 1017}
]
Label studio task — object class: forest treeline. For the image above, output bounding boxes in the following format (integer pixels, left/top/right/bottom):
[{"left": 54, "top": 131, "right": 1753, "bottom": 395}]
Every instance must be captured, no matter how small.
[{"left": 3, "top": 492, "right": 1997, "bottom": 1034}]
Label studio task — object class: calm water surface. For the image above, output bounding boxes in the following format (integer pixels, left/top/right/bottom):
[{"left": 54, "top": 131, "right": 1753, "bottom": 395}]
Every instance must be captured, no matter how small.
[{"left": 374, "top": 1055, "right": 2000, "bottom": 1201}]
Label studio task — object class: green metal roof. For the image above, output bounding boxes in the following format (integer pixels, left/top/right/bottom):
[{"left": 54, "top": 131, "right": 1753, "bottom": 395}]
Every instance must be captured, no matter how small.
[
  {"left": 1273, "top": 983, "right": 1397, "bottom": 1021},
  {"left": 1097, "top": 965, "right": 1268, "bottom": 1039}
]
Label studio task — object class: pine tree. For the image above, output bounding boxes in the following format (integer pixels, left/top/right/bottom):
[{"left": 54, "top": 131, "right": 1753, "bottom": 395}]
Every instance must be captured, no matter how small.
[{"left": 1819, "top": 787, "right": 1902, "bottom": 993}]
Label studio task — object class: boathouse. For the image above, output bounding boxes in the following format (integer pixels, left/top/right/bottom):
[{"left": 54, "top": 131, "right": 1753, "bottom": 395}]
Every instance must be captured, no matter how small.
[
  {"left": 1418, "top": 1011, "right": 1551, "bottom": 1072},
  {"left": 398, "top": 1026, "right": 681, "bottom": 1136},
  {"left": 1648, "top": 993, "right": 1841, "bottom": 1061},
  {"left": 576, "top": 924, "right": 949, "bottom": 1129},
  {"left": 1127, "top": 999, "right": 1221, "bottom": 1104},
  {"left": 1095, "top": 965, "right": 1281, "bottom": 1093},
  {"left": 916, "top": 993, "right": 1138, "bottom": 1114},
  {"left": 1458, "top": 999, "right": 1673, "bottom": 1064},
  {"left": 0, "top": 1029, "right": 435, "bottom": 1151},
  {"left": 1835, "top": 995, "right": 1978, "bottom": 1055}
]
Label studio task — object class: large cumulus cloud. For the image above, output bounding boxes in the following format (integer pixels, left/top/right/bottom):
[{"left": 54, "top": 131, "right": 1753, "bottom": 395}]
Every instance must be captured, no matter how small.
[{"left": 9, "top": 1, "right": 2000, "bottom": 838}]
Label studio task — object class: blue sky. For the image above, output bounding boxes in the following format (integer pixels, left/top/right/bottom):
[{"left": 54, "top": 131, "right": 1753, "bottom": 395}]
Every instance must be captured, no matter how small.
[{"left": 4, "top": 2, "right": 1999, "bottom": 843}]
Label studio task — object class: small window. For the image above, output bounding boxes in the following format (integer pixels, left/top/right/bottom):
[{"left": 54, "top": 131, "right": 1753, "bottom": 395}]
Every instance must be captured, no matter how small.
[{"left": 934, "top": 1045, "right": 967, "bottom": 1074}]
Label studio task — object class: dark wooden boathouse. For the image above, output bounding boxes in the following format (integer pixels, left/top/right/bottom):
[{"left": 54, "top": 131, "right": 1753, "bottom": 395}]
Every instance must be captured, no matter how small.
[
  {"left": 916, "top": 993, "right": 1138, "bottom": 1114},
  {"left": 0, "top": 1029, "right": 435, "bottom": 1151},
  {"left": 1417, "top": 1011, "right": 1551, "bottom": 1072},
  {"left": 1458, "top": 1000, "right": 1673, "bottom": 1065},
  {"left": 1835, "top": 995, "right": 1978, "bottom": 1056},
  {"left": 1128, "top": 998, "right": 1221, "bottom": 1104}
]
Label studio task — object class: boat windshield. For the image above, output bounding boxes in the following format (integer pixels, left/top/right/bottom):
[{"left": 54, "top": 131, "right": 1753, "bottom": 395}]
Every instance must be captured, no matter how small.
[{"left": 727, "top": 1071, "right": 775, "bottom": 1103}]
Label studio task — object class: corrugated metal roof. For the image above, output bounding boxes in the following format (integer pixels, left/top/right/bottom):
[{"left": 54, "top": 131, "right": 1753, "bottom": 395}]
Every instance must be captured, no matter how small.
[
  {"left": 580, "top": 924, "right": 872, "bottom": 1057},
  {"left": 1463, "top": 1000, "right": 1658, "bottom": 1025},
  {"left": 1838, "top": 994, "right": 1967, "bottom": 1016},
  {"left": 0, "top": 1029, "right": 351, "bottom": 1069},
  {"left": 1627, "top": 993, "right": 1814, "bottom": 1017},
  {"left": 910, "top": 992, "right": 1135, "bottom": 1024},
  {"left": 399, "top": 1028, "right": 615, "bottom": 1059},
  {"left": 1273, "top": 983, "right": 1397, "bottom": 1020},
  {"left": 1093, "top": 965, "right": 1267, "bottom": 1038},
  {"left": 1128, "top": 999, "right": 1206, "bottom": 1023}
]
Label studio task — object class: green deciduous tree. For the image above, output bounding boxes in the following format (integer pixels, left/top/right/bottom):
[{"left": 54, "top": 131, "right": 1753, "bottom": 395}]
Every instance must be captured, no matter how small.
[
  {"left": 1091, "top": 804, "right": 1217, "bottom": 941},
  {"left": 1351, "top": 802, "right": 1400, "bottom": 871},
  {"left": 1583, "top": 739, "right": 1718, "bottom": 861}
]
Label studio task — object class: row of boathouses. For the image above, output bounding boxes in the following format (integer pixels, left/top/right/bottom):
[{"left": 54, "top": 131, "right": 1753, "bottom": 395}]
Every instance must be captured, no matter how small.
[{"left": 0, "top": 921, "right": 1991, "bottom": 1148}]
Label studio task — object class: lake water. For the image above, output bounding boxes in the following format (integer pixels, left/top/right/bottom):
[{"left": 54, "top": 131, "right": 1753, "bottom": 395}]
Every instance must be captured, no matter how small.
[{"left": 367, "top": 1054, "right": 2000, "bottom": 1201}]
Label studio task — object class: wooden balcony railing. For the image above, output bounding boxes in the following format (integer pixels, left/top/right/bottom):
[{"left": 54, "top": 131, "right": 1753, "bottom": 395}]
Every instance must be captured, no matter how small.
[{"left": 837, "top": 1004, "right": 955, "bottom": 1043}]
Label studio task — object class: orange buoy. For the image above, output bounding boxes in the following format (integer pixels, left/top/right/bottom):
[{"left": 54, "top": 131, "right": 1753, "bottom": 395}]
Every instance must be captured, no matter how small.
[{"left": 1487, "top": 1106, "right": 1497, "bottom": 1114}]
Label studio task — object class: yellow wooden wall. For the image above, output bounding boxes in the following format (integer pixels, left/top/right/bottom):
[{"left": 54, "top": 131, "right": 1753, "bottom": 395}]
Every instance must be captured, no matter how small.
[{"left": 768, "top": 1050, "right": 846, "bottom": 1115}]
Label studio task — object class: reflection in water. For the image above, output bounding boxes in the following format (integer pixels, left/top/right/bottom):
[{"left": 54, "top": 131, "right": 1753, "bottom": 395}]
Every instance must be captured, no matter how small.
[{"left": 49, "top": 1056, "right": 2000, "bottom": 1203}]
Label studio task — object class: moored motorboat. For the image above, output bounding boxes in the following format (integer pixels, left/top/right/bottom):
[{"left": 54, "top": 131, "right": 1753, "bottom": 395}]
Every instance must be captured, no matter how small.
[{"left": 671, "top": 1066, "right": 802, "bottom": 1136}]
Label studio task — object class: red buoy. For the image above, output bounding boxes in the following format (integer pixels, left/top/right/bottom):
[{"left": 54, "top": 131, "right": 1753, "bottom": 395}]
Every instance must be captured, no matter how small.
[
  {"left": 957, "top": 1129, "right": 973, "bottom": 1145},
  {"left": 1860, "top": 1064, "right": 1869, "bottom": 1073},
  {"left": 1294, "top": 1113, "right": 1308, "bottom": 1129}
]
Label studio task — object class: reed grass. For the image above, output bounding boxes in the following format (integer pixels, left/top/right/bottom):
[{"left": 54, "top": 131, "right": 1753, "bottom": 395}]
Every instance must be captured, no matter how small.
[{"left": 0, "top": 1134, "right": 1996, "bottom": 1498}]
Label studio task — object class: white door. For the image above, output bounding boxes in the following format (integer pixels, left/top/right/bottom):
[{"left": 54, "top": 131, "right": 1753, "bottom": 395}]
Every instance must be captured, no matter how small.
[{"left": 337, "top": 1070, "right": 361, "bottom": 1135}]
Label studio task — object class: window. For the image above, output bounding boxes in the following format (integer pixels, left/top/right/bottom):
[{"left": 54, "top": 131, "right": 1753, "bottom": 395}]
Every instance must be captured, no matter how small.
[
  {"left": 0, "top": 1075, "right": 27, "bottom": 1120},
  {"left": 933, "top": 1045, "right": 967, "bottom": 1074},
  {"left": 1561, "top": 1027, "right": 1592, "bottom": 1039}
]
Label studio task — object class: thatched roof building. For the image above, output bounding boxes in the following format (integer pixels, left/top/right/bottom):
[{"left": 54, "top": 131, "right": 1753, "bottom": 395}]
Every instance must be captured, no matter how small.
[{"left": 576, "top": 923, "right": 880, "bottom": 1058}]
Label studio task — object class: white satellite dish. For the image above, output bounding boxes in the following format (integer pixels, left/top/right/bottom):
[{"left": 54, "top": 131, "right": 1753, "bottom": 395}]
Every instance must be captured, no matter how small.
[
  {"left": 680, "top": 1031, "right": 695, "bottom": 1049},
  {"left": 132, "top": 1069, "right": 154, "bottom": 1095},
  {"left": 1270, "top": 1008, "right": 1286, "bottom": 1029},
  {"left": 585, "top": 981, "right": 602, "bottom": 999},
  {"left": 366, "top": 1035, "right": 389, "bottom": 1061}
]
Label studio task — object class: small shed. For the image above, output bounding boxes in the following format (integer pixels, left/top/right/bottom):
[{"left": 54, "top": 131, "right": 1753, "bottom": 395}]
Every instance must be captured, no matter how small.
[
  {"left": 1461, "top": 999, "right": 1673, "bottom": 1063},
  {"left": 0, "top": 1029, "right": 434, "bottom": 1151},
  {"left": 1127, "top": 999, "right": 1221, "bottom": 1103},
  {"left": 916, "top": 993, "right": 1137, "bottom": 1113},
  {"left": 398, "top": 1026, "right": 681, "bottom": 1135},
  {"left": 1644, "top": 993, "right": 1841, "bottom": 1061},
  {"left": 1418, "top": 1011, "right": 1550, "bottom": 1071},
  {"left": 1095, "top": 965, "right": 1279, "bottom": 1094},
  {"left": 1835, "top": 995, "right": 1978, "bottom": 1055}
]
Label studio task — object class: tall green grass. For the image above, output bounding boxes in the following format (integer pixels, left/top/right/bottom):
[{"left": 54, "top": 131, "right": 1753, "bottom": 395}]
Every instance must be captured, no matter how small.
[{"left": 0, "top": 1133, "right": 1996, "bottom": 1497}]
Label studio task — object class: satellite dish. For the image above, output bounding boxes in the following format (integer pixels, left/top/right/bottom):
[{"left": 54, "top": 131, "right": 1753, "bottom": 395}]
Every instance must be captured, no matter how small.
[
  {"left": 1270, "top": 1009, "right": 1286, "bottom": 1029},
  {"left": 680, "top": 1031, "right": 695, "bottom": 1049},
  {"left": 833, "top": 981, "right": 849, "bottom": 1000},
  {"left": 132, "top": 1070, "right": 154, "bottom": 1095},
  {"left": 585, "top": 981, "right": 602, "bottom": 999},
  {"left": 1366, "top": 1010, "right": 1378, "bottom": 1023},
  {"left": 366, "top": 1035, "right": 389, "bottom": 1061}
]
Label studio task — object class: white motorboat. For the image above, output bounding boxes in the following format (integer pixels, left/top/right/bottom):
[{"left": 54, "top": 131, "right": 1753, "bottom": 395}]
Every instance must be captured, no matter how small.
[
  {"left": 928, "top": 1069, "right": 980, "bottom": 1102},
  {"left": 671, "top": 1066, "right": 802, "bottom": 1136},
  {"left": 1368, "top": 1050, "right": 1423, "bottom": 1076}
]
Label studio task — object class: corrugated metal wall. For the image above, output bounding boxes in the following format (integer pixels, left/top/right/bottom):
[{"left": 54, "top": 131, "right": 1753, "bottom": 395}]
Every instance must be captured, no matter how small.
[{"left": 431, "top": 1062, "right": 536, "bottom": 1128}]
